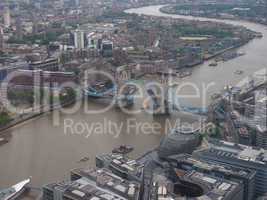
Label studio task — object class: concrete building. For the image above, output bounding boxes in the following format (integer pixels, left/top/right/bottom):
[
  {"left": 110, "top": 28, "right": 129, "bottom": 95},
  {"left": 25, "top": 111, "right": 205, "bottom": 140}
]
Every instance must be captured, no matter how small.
[
  {"left": 0, "top": 68, "right": 8, "bottom": 82},
  {"left": 238, "top": 126, "right": 252, "bottom": 146},
  {"left": 75, "top": 0, "right": 80, "bottom": 7},
  {"left": 59, "top": 0, "right": 64, "bottom": 7},
  {"left": 95, "top": 153, "right": 144, "bottom": 183},
  {"left": 194, "top": 139, "right": 267, "bottom": 198},
  {"left": 29, "top": 58, "right": 59, "bottom": 71},
  {"left": 101, "top": 40, "right": 113, "bottom": 57},
  {"left": 87, "top": 32, "right": 102, "bottom": 50},
  {"left": 15, "top": 17, "right": 23, "bottom": 40},
  {"left": 143, "top": 155, "right": 244, "bottom": 200},
  {"left": 8, "top": 70, "right": 76, "bottom": 88},
  {"left": 255, "top": 89, "right": 267, "bottom": 149},
  {"left": 166, "top": 154, "right": 256, "bottom": 200},
  {"left": 0, "top": 62, "right": 28, "bottom": 82},
  {"left": 149, "top": 170, "right": 244, "bottom": 200},
  {"left": 74, "top": 30, "right": 85, "bottom": 49},
  {"left": 0, "top": 27, "right": 3, "bottom": 49},
  {"left": 256, "top": 126, "right": 267, "bottom": 150},
  {"left": 43, "top": 168, "right": 141, "bottom": 200},
  {"left": 3, "top": 6, "right": 11, "bottom": 28}
]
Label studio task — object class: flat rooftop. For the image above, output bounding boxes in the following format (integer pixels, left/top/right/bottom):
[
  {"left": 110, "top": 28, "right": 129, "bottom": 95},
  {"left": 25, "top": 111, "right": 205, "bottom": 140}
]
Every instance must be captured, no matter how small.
[
  {"left": 167, "top": 154, "right": 255, "bottom": 179},
  {"left": 149, "top": 164, "right": 242, "bottom": 200},
  {"left": 45, "top": 168, "right": 140, "bottom": 200},
  {"left": 96, "top": 154, "right": 144, "bottom": 178},
  {"left": 204, "top": 140, "right": 267, "bottom": 165},
  {"left": 188, "top": 171, "right": 242, "bottom": 199}
]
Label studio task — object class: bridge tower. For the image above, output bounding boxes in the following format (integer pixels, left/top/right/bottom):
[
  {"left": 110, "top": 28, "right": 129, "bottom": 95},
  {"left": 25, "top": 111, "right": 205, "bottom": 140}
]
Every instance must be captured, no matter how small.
[
  {"left": 114, "top": 65, "right": 134, "bottom": 108},
  {"left": 147, "top": 71, "right": 173, "bottom": 116}
]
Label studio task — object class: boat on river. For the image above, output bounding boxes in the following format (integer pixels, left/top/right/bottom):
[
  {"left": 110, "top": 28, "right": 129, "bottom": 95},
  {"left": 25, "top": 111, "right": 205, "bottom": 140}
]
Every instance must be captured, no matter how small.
[
  {"left": 79, "top": 156, "right": 90, "bottom": 163},
  {"left": 112, "top": 145, "right": 134, "bottom": 154},
  {"left": 235, "top": 70, "right": 244, "bottom": 75},
  {"left": 209, "top": 62, "right": 218, "bottom": 67},
  {"left": 0, "top": 179, "right": 31, "bottom": 200},
  {"left": 178, "top": 71, "right": 192, "bottom": 78},
  {"left": 211, "top": 93, "right": 221, "bottom": 99},
  {"left": 254, "top": 32, "right": 263, "bottom": 38}
]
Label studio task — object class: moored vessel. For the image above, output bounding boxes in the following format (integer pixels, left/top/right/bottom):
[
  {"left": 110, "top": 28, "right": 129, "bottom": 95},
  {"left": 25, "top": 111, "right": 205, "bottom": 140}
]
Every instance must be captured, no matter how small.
[
  {"left": 0, "top": 179, "right": 31, "bottom": 200},
  {"left": 112, "top": 145, "right": 134, "bottom": 154}
]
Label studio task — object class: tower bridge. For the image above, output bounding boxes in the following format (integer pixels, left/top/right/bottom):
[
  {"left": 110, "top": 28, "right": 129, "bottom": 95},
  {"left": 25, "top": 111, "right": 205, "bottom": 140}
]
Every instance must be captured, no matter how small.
[{"left": 145, "top": 73, "right": 208, "bottom": 116}]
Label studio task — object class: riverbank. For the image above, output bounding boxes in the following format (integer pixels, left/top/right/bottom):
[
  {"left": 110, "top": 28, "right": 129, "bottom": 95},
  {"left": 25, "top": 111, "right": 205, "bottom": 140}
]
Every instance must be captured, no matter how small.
[
  {"left": 203, "top": 42, "right": 249, "bottom": 60},
  {"left": 0, "top": 98, "right": 78, "bottom": 136},
  {"left": 159, "top": 5, "right": 260, "bottom": 64},
  {"left": 160, "top": 4, "right": 267, "bottom": 27},
  {"left": 177, "top": 42, "right": 250, "bottom": 69}
]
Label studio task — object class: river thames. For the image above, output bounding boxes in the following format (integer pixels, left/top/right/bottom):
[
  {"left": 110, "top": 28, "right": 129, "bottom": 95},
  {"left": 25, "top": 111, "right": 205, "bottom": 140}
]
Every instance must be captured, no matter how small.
[{"left": 0, "top": 5, "right": 267, "bottom": 187}]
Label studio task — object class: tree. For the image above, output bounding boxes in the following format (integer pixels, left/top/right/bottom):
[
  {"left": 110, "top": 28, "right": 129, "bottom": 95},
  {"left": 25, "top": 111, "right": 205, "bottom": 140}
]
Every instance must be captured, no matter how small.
[{"left": 0, "top": 112, "right": 11, "bottom": 126}]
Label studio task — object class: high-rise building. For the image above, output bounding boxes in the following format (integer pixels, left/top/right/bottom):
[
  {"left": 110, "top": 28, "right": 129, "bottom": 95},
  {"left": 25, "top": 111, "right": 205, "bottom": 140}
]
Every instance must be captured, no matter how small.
[
  {"left": 194, "top": 139, "right": 267, "bottom": 198},
  {"left": 0, "top": 27, "right": 4, "bottom": 49},
  {"left": 21, "top": 0, "right": 30, "bottom": 4},
  {"left": 255, "top": 90, "right": 267, "bottom": 149},
  {"left": 15, "top": 17, "right": 22, "bottom": 40},
  {"left": 87, "top": 32, "right": 102, "bottom": 49},
  {"left": 74, "top": 30, "right": 85, "bottom": 49},
  {"left": 3, "top": 6, "right": 11, "bottom": 28},
  {"left": 256, "top": 126, "right": 267, "bottom": 149},
  {"left": 60, "top": 0, "right": 65, "bottom": 6},
  {"left": 75, "top": 0, "right": 80, "bottom": 7},
  {"left": 101, "top": 40, "right": 113, "bottom": 57}
]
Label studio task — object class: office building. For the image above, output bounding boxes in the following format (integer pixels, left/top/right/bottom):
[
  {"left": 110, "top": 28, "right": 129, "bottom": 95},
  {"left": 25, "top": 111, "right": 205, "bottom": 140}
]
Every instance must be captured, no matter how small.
[
  {"left": 87, "top": 32, "right": 102, "bottom": 50},
  {"left": 29, "top": 58, "right": 59, "bottom": 71},
  {"left": 194, "top": 139, "right": 267, "bottom": 197},
  {"left": 8, "top": 70, "right": 75, "bottom": 88},
  {"left": 95, "top": 153, "right": 144, "bottom": 183},
  {"left": 255, "top": 89, "right": 267, "bottom": 149},
  {"left": 75, "top": 0, "right": 80, "bottom": 7},
  {"left": 3, "top": 6, "right": 11, "bottom": 28},
  {"left": 0, "top": 68, "right": 8, "bottom": 83},
  {"left": 0, "top": 62, "right": 28, "bottom": 82},
  {"left": 15, "top": 17, "right": 23, "bottom": 40},
  {"left": 43, "top": 167, "right": 141, "bottom": 200},
  {"left": 145, "top": 157, "right": 244, "bottom": 200},
  {"left": 101, "top": 40, "right": 113, "bottom": 57},
  {"left": 166, "top": 154, "right": 256, "bottom": 200},
  {"left": 256, "top": 126, "right": 267, "bottom": 150},
  {"left": 59, "top": 0, "right": 64, "bottom": 7},
  {"left": 74, "top": 30, "right": 85, "bottom": 49},
  {"left": 0, "top": 27, "right": 3, "bottom": 49}
]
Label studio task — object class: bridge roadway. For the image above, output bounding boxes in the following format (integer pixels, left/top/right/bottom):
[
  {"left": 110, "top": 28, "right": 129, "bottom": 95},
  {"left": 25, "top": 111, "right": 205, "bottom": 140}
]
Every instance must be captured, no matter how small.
[{"left": 147, "top": 88, "right": 208, "bottom": 116}]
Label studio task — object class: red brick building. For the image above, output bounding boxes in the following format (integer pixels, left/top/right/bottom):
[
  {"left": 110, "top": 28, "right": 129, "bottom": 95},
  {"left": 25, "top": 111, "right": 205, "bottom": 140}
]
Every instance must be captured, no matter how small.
[{"left": 7, "top": 70, "right": 76, "bottom": 88}]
